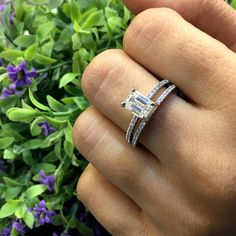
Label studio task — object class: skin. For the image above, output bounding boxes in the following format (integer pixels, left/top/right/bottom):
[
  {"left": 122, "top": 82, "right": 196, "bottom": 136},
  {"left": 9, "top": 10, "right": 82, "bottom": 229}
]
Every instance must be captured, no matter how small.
[{"left": 72, "top": 0, "right": 236, "bottom": 235}]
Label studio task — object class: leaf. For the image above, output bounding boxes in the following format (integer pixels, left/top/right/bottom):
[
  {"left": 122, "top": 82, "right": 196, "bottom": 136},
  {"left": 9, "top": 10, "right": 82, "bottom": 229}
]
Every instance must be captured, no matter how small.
[
  {"left": 46, "top": 95, "right": 67, "bottom": 112},
  {"left": 3, "top": 177, "right": 24, "bottom": 187},
  {"left": 7, "top": 108, "right": 39, "bottom": 123},
  {"left": 47, "top": 0, "right": 64, "bottom": 9},
  {"left": 64, "top": 123, "right": 73, "bottom": 144},
  {"left": 14, "top": 35, "right": 36, "bottom": 48},
  {"left": 29, "top": 89, "right": 51, "bottom": 111},
  {"left": 0, "top": 73, "right": 8, "bottom": 83},
  {"left": 34, "top": 53, "right": 57, "bottom": 65},
  {"left": 30, "top": 118, "right": 44, "bottom": 136},
  {"left": 231, "top": 0, "right": 236, "bottom": 8},
  {"left": 23, "top": 210, "right": 34, "bottom": 229},
  {"left": 33, "top": 163, "right": 57, "bottom": 174},
  {"left": 22, "top": 139, "right": 44, "bottom": 150},
  {"left": 22, "top": 150, "right": 35, "bottom": 166},
  {"left": 36, "top": 21, "right": 54, "bottom": 42},
  {"left": 0, "top": 201, "right": 20, "bottom": 218},
  {"left": 3, "top": 149, "right": 16, "bottom": 160},
  {"left": 5, "top": 187, "right": 22, "bottom": 200},
  {"left": 25, "top": 185, "right": 47, "bottom": 198},
  {"left": 81, "top": 10, "right": 104, "bottom": 29},
  {"left": 59, "top": 73, "right": 79, "bottom": 88},
  {"left": 70, "top": 0, "right": 81, "bottom": 22},
  {"left": 64, "top": 140, "right": 74, "bottom": 157},
  {"left": 0, "top": 137, "right": 14, "bottom": 149},
  {"left": 0, "top": 50, "right": 24, "bottom": 63},
  {"left": 25, "top": 43, "right": 38, "bottom": 61}
]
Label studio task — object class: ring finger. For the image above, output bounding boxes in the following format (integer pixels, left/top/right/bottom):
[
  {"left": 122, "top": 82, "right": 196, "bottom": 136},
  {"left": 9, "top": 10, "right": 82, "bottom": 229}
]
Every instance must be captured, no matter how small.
[{"left": 81, "top": 49, "right": 197, "bottom": 159}]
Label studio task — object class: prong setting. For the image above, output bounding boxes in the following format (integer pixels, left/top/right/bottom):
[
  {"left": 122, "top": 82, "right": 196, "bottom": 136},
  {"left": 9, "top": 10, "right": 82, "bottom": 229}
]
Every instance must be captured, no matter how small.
[{"left": 121, "top": 90, "right": 155, "bottom": 119}]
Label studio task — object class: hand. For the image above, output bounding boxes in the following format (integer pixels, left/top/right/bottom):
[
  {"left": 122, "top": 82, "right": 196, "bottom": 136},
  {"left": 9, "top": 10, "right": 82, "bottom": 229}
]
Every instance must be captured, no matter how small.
[{"left": 72, "top": 0, "right": 236, "bottom": 235}]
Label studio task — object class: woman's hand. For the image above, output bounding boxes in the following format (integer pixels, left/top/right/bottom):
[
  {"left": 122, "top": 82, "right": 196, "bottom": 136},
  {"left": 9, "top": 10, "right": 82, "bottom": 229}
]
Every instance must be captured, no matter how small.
[{"left": 72, "top": 0, "right": 236, "bottom": 235}]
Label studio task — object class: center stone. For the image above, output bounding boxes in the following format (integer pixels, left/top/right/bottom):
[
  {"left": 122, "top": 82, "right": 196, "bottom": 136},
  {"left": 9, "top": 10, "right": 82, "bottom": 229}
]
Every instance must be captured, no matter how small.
[{"left": 122, "top": 89, "right": 155, "bottom": 119}]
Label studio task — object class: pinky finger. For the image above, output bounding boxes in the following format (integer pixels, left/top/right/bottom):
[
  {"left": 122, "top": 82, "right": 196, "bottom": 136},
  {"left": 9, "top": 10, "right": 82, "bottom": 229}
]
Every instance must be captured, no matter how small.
[{"left": 77, "top": 164, "right": 159, "bottom": 236}]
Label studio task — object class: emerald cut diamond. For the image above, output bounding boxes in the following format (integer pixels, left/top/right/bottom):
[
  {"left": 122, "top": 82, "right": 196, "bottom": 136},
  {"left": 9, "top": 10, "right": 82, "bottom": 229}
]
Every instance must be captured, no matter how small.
[{"left": 122, "top": 89, "right": 155, "bottom": 119}]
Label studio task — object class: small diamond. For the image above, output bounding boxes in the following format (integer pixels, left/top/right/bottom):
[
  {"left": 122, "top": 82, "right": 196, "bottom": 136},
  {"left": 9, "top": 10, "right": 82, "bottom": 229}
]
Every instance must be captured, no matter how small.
[{"left": 122, "top": 90, "right": 155, "bottom": 118}]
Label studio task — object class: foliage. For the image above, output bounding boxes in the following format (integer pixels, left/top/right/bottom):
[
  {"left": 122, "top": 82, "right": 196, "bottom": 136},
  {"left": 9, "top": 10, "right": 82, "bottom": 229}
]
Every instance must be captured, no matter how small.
[{"left": 0, "top": 0, "right": 131, "bottom": 235}]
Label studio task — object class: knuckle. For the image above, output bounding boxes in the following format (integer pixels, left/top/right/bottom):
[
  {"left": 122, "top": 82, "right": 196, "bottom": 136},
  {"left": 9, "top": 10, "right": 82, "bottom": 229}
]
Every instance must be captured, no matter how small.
[
  {"left": 124, "top": 8, "right": 180, "bottom": 50},
  {"left": 81, "top": 49, "right": 126, "bottom": 100}
]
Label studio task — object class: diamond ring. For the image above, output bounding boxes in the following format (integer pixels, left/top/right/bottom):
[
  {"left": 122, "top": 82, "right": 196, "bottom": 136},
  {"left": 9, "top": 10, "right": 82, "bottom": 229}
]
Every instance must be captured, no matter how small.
[{"left": 121, "top": 80, "right": 176, "bottom": 147}]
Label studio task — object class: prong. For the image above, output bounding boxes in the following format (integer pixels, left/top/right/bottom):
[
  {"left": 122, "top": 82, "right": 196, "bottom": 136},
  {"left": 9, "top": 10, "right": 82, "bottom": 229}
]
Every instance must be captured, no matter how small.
[{"left": 121, "top": 102, "right": 126, "bottom": 108}]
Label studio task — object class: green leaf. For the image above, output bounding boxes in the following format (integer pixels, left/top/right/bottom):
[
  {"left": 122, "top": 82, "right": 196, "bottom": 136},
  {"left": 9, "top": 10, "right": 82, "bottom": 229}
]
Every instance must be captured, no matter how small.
[
  {"left": 5, "top": 187, "right": 22, "bottom": 200},
  {"left": 22, "top": 139, "right": 44, "bottom": 150},
  {"left": 64, "top": 140, "right": 74, "bottom": 157},
  {"left": 25, "top": 184, "right": 47, "bottom": 198},
  {"left": 3, "top": 149, "right": 16, "bottom": 160},
  {"left": 0, "top": 50, "right": 24, "bottom": 63},
  {"left": 30, "top": 118, "right": 44, "bottom": 136},
  {"left": 29, "top": 89, "right": 51, "bottom": 111},
  {"left": 59, "top": 73, "right": 79, "bottom": 88},
  {"left": 33, "top": 163, "right": 57, "bottom": 174},
  {"left": 64, "top": 123, "right": 73, "bottom": 144},
  {"left": 14, "top": 35, "right": 36, "bottom": 48},
  {"left": 231, "top": 0, "right": 236, "bottom": 8},
  {"left": 36, "top": 21, "right": 54, "bottom": 42},
  {"left": 3, "top": 177, "right": 24, "bottom": 187},
  {"left": 70, "top": 0, "right": 81, "bottom": 22},
  {"left": 0, "top": 200, "right": 20, "bottom": 218},
  {"left": 0, "top": 137, "right": 14, "bottom": 149},
  {"left": 22, "top": 150, "right": 35, "bottom": 166},
  {"left": 23, "top": 210, "right": 34, "bottom": 229},
  {"left": 25, "top": 43, "right": 38, "bottom": 61},
  {"left": 7, "top": 108, "right": 39, "bottom": 123},
  {"left": 0, "top": 73, "right": 8, "bottom": 83},
  {"left": 47, "top": 0, "right": 64, "bottom": 9},
  {"left": 34, "top": 53, "right": 57, "bottom": 65},
  {"left": 81, "top": 10, "right": 104, "bottom": 29},
  {"left": 46, "top": 95, "right": 67, "bottom": 112}
]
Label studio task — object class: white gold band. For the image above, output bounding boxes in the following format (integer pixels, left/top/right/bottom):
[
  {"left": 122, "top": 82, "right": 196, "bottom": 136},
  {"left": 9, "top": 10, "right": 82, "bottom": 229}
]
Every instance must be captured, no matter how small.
[
  {"left": 125, "top": 79, "right": 170, "bottom": 144},
  {"left": 121, "top": 80, "right": 176, "bottom": 147}
]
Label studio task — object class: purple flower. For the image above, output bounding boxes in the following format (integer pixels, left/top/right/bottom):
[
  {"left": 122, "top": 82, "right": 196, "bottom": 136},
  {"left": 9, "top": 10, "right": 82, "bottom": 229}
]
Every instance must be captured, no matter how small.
[
  {"left": 61, "top": 233, "right": 69, "bottom": 236},
  {"left": 0, "top": 225, "right": 11, "bottom": 236},
  {"left": 12, "top": 219, "right": 25, "bottom": 235},
  {"left": 39, "top": 170, "right": 55, "bottom": 192},
  {"left": 31, "top": 200, "right": 56, "bottom": 225},
  {"left": 0, "top": 160, "right": 7, "bottom": 172},
  {"left": 38, "top": 122, "right": 56, "bottom": 136},
  {"left": 0, "top": 59, "right": 4, "bottom": 67},
  {"left": 0, "top": 86, "right": 21, "bottom": 100},
  {"left": 0, "top": 0, "right": 10, "bottom": 11},
  {"left": 7, "top": 61, "right": 37, "bottom": 88},
  {"left": 0, "top": 219, "right": 25, "bottom": 236}
]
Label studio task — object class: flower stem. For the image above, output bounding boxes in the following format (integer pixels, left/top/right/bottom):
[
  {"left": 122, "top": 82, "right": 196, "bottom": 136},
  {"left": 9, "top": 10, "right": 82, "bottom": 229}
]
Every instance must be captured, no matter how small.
[{"left": 37, "top": 61, "right": 72, "bottom": 73}]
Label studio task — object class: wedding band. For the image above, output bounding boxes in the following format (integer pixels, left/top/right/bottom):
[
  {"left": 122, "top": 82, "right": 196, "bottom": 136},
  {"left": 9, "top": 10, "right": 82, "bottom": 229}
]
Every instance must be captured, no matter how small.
[
  {"left": 121, "top": 80, "right": 176, "bottom": 147},
  {"left": 124, "top": 79, "right": 169, "bottom": 144}
]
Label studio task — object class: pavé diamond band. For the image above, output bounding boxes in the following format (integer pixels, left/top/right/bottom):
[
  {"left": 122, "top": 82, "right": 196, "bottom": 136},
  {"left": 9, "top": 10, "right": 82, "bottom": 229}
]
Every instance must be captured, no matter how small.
[{"left": 121, "top": 80, "right": 176, "bottom": 147}]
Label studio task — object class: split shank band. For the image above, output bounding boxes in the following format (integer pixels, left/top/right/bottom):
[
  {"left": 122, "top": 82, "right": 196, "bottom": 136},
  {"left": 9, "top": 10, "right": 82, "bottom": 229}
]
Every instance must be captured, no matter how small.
[{"left": 121, "top": 80, "right": 176, "bottom": 147}]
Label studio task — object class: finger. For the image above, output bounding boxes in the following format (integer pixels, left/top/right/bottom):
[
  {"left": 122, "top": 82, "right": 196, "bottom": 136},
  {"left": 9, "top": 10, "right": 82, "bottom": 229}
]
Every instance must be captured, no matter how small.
[
  {"left": 122, "top": 0, "right": 236, "bottom": 51},
  {"left": 72, "top": 106, "right": 173, "bottom": 227},
  {"left": 81, "top": 49, "right": 198, "bottom": 158},
  {"left": 123, "top": 8, "right": 236, "bottom": 108},
  {"left": 77, "top": 164, "right": 157, "bottom": 235}
]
